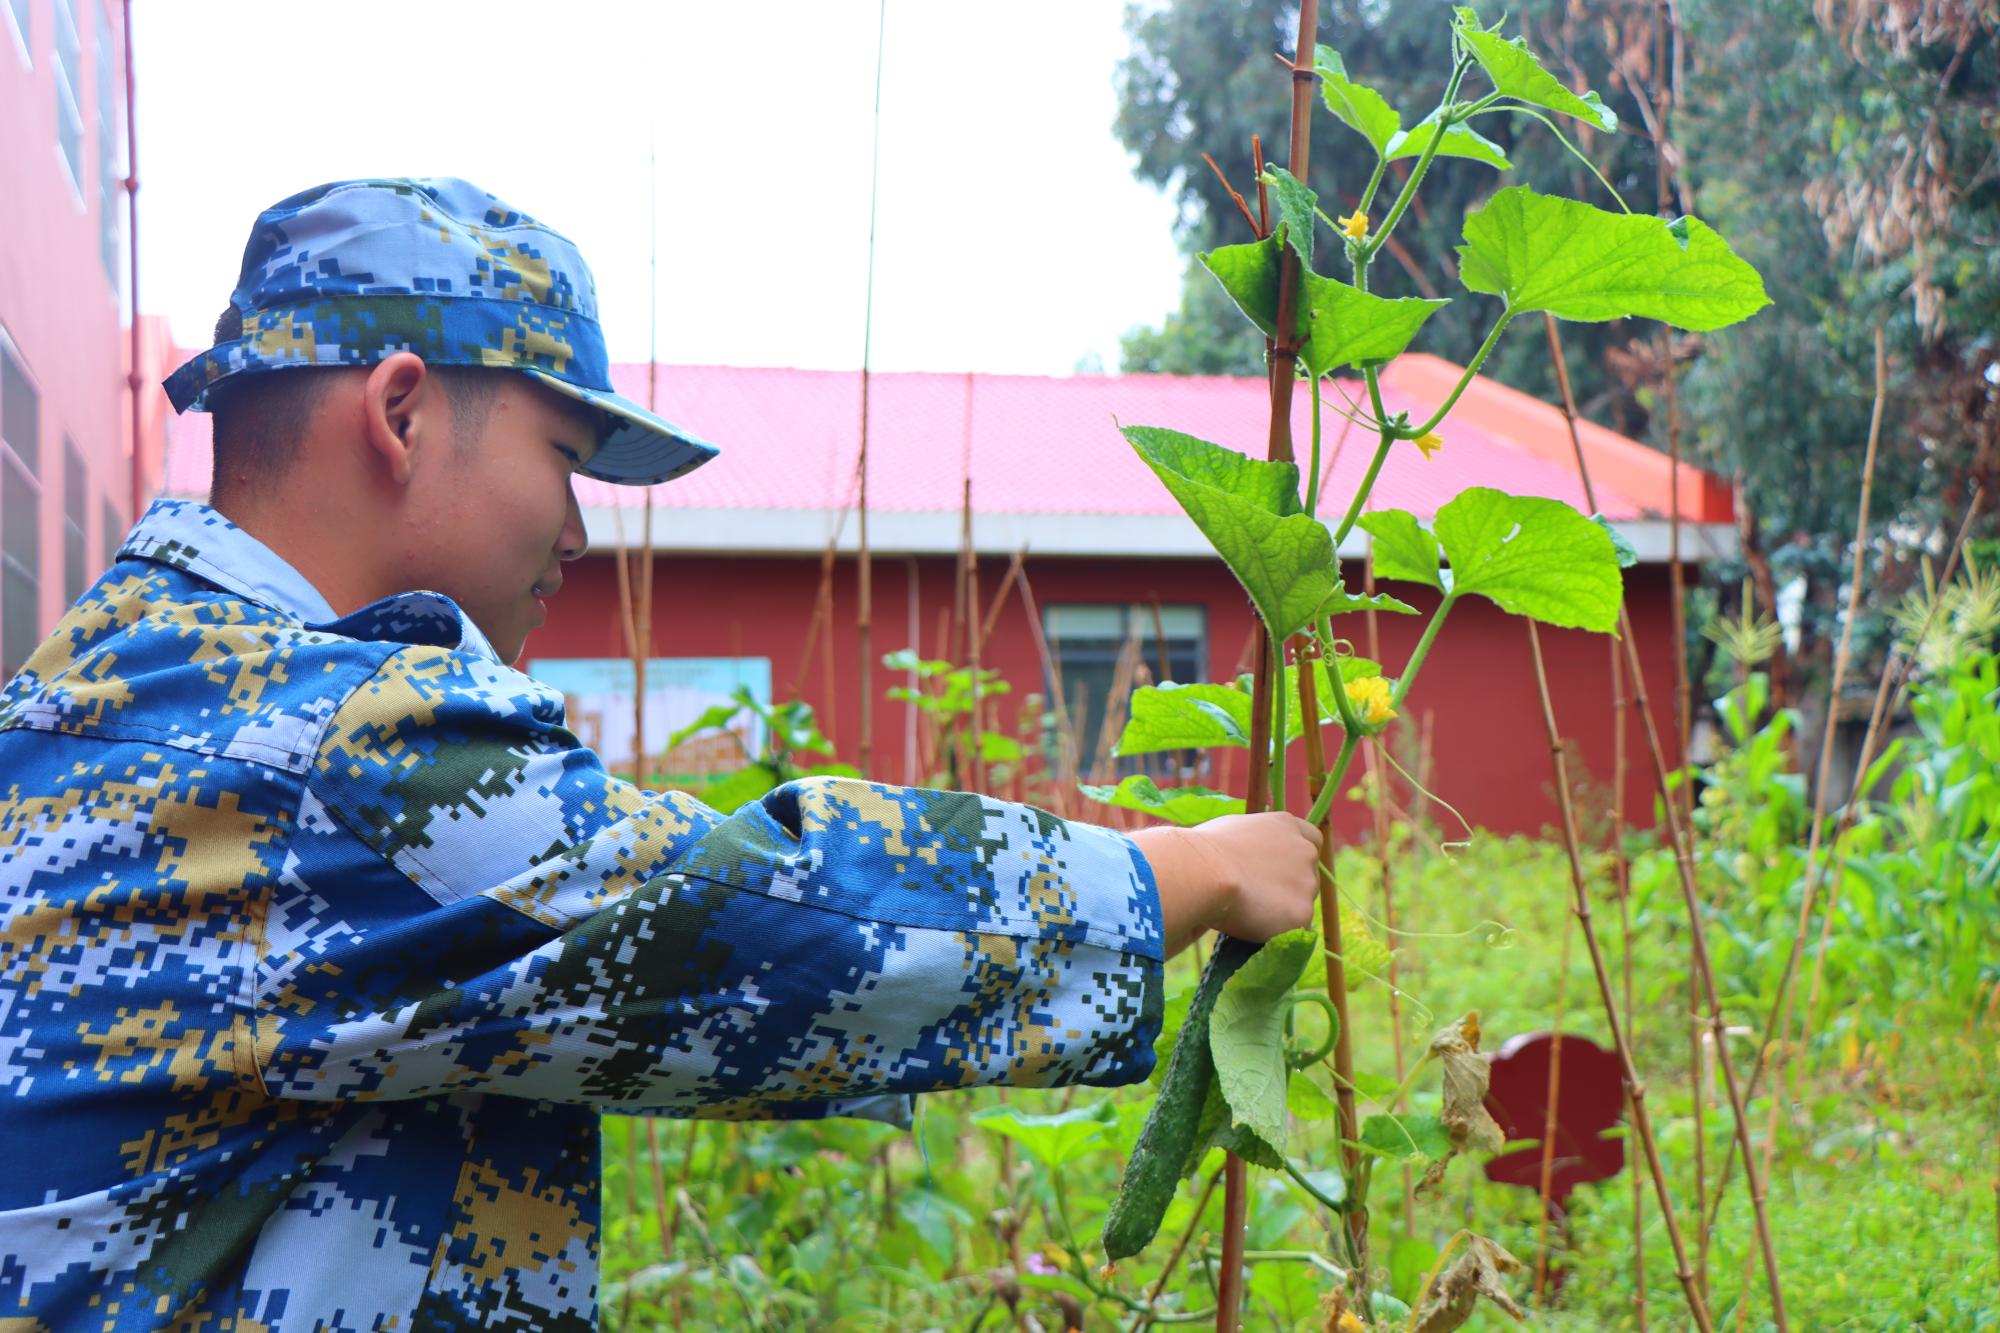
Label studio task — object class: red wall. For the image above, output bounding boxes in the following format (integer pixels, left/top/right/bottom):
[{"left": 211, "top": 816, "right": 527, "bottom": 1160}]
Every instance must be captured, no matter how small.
[{"left": 532, "top": 548, "right": 1687, "bottom": 838}]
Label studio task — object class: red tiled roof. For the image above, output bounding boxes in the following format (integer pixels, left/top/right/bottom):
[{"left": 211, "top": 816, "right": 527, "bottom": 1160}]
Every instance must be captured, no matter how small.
[{"left": 160, "top": 354, "right": 1730, "bottom": 524}]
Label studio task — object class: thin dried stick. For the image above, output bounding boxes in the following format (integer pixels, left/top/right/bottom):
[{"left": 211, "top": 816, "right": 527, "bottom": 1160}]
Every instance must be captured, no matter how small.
[
  {"left": 1527, "top": 620, "right": 1715, "bottom": 1333},
  {"left": 1201, "top": 152, "right": 1261, "bottom": 239},
  {"left": 1543, "top": 314, "right": 1786, "bottom": 1327},
  {"left": 1362, "top": 552, "right": 1415, "bottom": 1231},
  {"left": 1532, "top": 910, "right": 1575, "bottom": 1305},
  {"left": 1798, "top": 487, "right": 1984, "bottom": 1028},
  {"left": 1703, "top": 486, "right": 1986, "bottom": 1231},
  {"left": 1215, "top": 11, "right": 1320, "bottom": 1328},
  {"left": 1614, "top": 638, "right": 1650, "bottom": 1332}
]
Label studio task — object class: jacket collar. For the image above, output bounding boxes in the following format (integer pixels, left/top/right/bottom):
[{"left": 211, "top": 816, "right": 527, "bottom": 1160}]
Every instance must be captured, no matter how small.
[{"left": 120, "top": 499, "right": 502, "bottom": 662}]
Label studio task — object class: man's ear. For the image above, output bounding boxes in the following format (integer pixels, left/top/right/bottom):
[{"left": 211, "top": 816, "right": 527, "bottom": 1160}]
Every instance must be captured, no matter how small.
[{"left": 360, "top": 353, "right": 440, "bottom": 487}]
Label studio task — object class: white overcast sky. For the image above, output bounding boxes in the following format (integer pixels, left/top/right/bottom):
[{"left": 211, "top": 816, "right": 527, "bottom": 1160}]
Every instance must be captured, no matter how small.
[{"left": 132, "top": 1, "right": 1186, "bottom": 375}]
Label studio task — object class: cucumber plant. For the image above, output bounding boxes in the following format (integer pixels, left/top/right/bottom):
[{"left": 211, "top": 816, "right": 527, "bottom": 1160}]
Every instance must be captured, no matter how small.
[{"left": 1085, "top": 6, "right": 1769, "bottom": 1322}]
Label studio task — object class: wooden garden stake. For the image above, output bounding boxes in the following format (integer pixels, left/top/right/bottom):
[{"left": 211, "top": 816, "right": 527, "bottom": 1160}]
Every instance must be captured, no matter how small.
[
  {"left": 854, "top": 0, "right": 887, "bottom": 780},
  {"left": 1613, "top": 639, "right": 1650, "bottom": 1332},
  {"left": 1363, "top": 552, "right": 1415, "bottom": 1232},
  {"left": 1798, "top": 486, "right": 1984, "bottom": 1032},
  {"left": 1531, "top": 910, "right": 1574, "bottom": 1305},
  {"left": 1213, "top": 6, "right": 1319, "bottom": 1329},
  {"left": 1526, "top": 619, "right": 1716, "bottom": 1333}
]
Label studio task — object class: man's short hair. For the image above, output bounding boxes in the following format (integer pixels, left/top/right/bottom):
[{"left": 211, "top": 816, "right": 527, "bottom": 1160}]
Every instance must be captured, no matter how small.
[{"left": 207, "top": 306, "right": 502, "bottom": 498}]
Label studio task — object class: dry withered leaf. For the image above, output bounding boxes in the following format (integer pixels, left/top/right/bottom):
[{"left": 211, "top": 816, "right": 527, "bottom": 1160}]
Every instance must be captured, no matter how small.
[
  {"left": 1410, "top": 1234, "right": 1528, "bottom": 1332},
  {"left": 1430, "top": 1012, "right": 1506, "bottom": 1157}
]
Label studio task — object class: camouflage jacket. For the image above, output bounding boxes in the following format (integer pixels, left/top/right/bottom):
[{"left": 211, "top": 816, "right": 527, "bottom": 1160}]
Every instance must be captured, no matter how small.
[{"left": 0, "top": 500, "right": 1166, "bottom": 1332}]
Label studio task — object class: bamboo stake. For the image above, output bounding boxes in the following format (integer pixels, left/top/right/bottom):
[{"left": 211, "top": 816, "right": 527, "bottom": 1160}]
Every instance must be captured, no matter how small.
[
  {"left": 1532, "top": 912, "right": 1574, "bottom": 1305},
  {"left": 1614, "top": 638, "right": 1649, "bottom": 1332},
  {"left": 1643, "top": 4, "right": 1709, "bottom": 1285},
  {"left": 854, "top": 0, "right": 887, "bottom": 781},
  {"left": 1543, "top": 314, "right": 1786, "bottom": 1327},
  {"left": 1014, "top": 562, "right": 1080, "bottom": 800},
  {"left": 792, "top": 538, "right": 838, "bottom": 698},
  {"left": 979, "top": 547, "right": 1027, "bottom": 649},
  {"left": 1528, "top": 620, "right": 1716, "bottom": 1333},
  {"left": 1363, "top": 552, "right": 1415, "bottom": 1232},
  {"left": 1214, "top": 7, "right": 1320, "bottom": 1327},
  {"left": 1294, "top": 629, "right": 1363, "bottom": 1276},
  {"left": 1702, "top": 485, "right": 1985, "bottom": 1231},
  {"left": 1798, "top": 487, "right": 1984, "bottom": 1028},
  {"left": 1762, "top": 326, "right": 1886, "bottom": 1099}
]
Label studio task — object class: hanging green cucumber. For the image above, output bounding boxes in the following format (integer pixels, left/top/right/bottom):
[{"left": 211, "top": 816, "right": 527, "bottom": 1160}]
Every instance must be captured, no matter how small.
[{"left": 1101, "top": 933, "right": 1258, "bottom": 1262}]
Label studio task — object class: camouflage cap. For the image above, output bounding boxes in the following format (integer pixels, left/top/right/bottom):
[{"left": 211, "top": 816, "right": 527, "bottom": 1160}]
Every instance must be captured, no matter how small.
[{"left": 163, "top": 177, "right": 718, "bottom": 486}]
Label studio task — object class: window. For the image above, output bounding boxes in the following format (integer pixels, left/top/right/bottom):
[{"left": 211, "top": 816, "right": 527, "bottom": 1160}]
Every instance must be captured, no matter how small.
[
  {"left": 52, "top": 0, "right": 81, "bottom": 192},
  {"left": 2, "top": 343, "right": 43, "bottom": 678},
  {"left": 63, "top": 438, "right": 86, "bottom": 602},
  {"left": 101, "top": 493, "right": 121, "bottom": 570},
  {"left": 94, "top": 0, "right": 120, "bottom": 291},
  {"left": 4, "top": 0, "right": 28, "bottom": 66},
  {"left": 1042, "top": 603, "right": 1206, "bottom": 778}
]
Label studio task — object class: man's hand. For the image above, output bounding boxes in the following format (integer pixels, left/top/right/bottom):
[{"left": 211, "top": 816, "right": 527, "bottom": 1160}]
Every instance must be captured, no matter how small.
[{"left": 1129, "top": 813, "right": 1324, "bottom": 956}]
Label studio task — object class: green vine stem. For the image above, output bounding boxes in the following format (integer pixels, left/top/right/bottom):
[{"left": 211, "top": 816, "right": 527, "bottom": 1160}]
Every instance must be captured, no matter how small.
[
  {"left": 1363, "top": 56, "right": 1471, "bottom": 262},
  {"left": 1330, "top": 432, "right": 1393, "bottom": 550},
  {"left": 1405, "top": 310, "right": 1514, "bottom": 439},
  {"left": 1391, "top": 592, "right": 1457, "bottom": 710},
  {"left": 1304, "top": 374, "right": 1326, "bottom": 518},
  {"left": 1269, "top": 635, "right": 1290, "bottom": 812}
]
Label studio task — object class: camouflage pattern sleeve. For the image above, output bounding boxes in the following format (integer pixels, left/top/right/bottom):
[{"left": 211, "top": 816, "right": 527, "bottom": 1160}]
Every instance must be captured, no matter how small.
[{"left": 271, "top": 645, "right": 1167, "bottom": 1114}]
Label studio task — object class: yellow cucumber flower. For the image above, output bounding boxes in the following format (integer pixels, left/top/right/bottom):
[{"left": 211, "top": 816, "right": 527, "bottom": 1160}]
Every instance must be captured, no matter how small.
[
  {"left": 1344, "top": 675, "right": 1396, "bottom": 727},
  {"left": 1336, "top": 208, "right": 1369, "bottom": 240},
  {"left": 1413, "top": 430, "right": 1444, "bottom": 460}
]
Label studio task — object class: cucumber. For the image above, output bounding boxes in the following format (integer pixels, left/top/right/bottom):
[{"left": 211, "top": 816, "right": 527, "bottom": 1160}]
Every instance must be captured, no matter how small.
[{"left": 1102, "top": 934, "right": 1258, "bottom": 1261}]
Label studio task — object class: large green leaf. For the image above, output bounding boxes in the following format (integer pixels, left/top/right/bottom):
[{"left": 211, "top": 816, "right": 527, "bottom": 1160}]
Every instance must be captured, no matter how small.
[
  {"left": 1385, "top": 107, "right": 1513, "bottom": 170},
  {"left": 1453, "top": 8, "right": 1618, "bottom": 132},
  {"left": 1209, "top": 928, "right": 1319, "bottom": 1158},
  {"left": 1458, "top": 186, "right": 1771, "bottom": 330},
  {"left": 1433, "top": 487, "right": 1624, "bottom": 631},
  {"left": 1118, "top": 682, "right": 1251, "bottom": 754},
  {"left": 1185, "top": 1077, "right": 1284, "bottom": 1177},
  {"left": 971, "top": 1101, "right": 1113, "bottom": 1169},
  {"left": 1199, "top": 236, "right": 1448, "bottom": 376},
  {"left": 1317, "top": 48, "right": 1512, "bottom": 170},
  {"left": 1124, "top": 425, "right": 1340, "bottom": 639},
  {"left": 1358, "top": 510, "right": 1444, "bottom": 590},
  {"left": 1316, "top": 48, "right": 1402, "bottom": 153},
  {"left": 1077, "top": 774, "right": 1245, "bottom": 827}
]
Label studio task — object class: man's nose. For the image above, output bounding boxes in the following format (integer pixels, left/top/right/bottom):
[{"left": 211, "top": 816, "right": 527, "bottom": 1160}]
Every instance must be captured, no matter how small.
[{"left": 560, "top": 483, "right": 590, "bottom": 561}]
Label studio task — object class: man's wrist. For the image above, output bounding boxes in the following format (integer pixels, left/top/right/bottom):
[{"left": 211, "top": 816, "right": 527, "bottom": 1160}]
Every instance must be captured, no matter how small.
[{"left": 1128, "top": 825, "right": 1234, "bottom": 955}]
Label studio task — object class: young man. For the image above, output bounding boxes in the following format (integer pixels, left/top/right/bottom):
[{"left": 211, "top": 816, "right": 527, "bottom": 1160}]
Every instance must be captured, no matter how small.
[{"left": 0, "top": 178, "right": 1320, "bottom": 1331}]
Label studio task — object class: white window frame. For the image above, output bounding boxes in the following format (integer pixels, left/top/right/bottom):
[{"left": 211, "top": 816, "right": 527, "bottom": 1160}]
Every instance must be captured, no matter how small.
[
  {"left": 94, "top": 0, "right": 121, "bottom": 295},
  {"left": 51, "top": 0, "right": 83, "bottom": 203},
  {"left": 1, "top": 329, "right": 45, "bottom": 678},
  {"left": 4, "top": 0, "right": 30, "bottom": 69}
]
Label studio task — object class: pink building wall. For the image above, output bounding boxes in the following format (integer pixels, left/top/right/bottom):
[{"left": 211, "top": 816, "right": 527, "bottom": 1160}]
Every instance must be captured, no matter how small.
[{"left": 0, "top": 0, "right": 148, "bottom": 677}]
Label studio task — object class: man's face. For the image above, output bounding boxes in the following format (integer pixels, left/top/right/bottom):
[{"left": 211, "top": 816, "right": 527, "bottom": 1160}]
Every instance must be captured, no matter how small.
[{"left": 405, "top": 374, "right": 597, "bottom": 664}]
